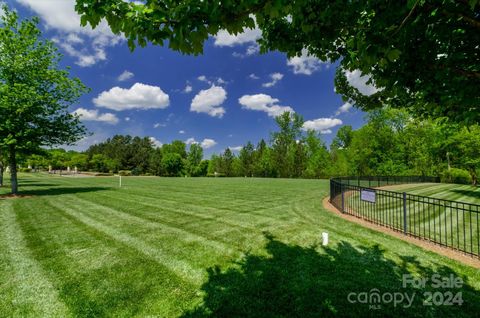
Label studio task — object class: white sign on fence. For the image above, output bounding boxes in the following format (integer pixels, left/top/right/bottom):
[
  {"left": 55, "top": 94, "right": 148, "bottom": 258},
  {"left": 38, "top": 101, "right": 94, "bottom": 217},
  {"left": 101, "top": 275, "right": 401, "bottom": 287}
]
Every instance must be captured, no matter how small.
[{"left": 360, "top": 189, "right": 376, "bottom": 203}]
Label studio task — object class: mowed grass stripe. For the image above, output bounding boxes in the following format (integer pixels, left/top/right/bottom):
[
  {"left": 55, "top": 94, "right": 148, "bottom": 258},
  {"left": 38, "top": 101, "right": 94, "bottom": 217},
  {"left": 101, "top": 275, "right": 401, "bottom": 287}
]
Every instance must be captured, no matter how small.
[
  {"left": 14, "top": 198, "right": 199, "bottom": 317},
  {"left": 88, "top": 190, "right": 263, "bottom": 231},
  {"left": 0, "top": 200, "right": 72, "bottom": 318},
  {"left": 120, "top": 177, "right": 317, "bottom": 211},
  {"left": 119, "top": 182, "right": 293, "bottom": 214},
  {"left": 62, "top": 195, "right": 239, "bottom": 260},
  {"left": 402, "top": 184, "right": 479, "bottom": 203},
  {"left": 346, "top": 184, "right": 480, "bottom": 254},
  {"left": 76, "top": 190, "right": 295, "bottom": 251},
  {"left": 46, "top": 197, "right": 205, "bottom": 284},
  {"left": 73, "top": 191, "right": 265, "bottom": 249},
  {"left": 89, "top": 189, "right": 294, "bottom": 232},
  {"left": 109, "top": 183, "right": 318, "bottom": 225}
]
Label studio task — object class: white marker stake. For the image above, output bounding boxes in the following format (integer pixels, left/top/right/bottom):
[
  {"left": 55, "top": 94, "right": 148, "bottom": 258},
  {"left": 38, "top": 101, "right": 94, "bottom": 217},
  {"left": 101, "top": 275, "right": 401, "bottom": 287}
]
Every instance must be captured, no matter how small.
[
  {"left": 322, "top": 232, "right": 329, "bottom": 246},
  {"left": 119, "top": 175, "right": 122, "bottom": 188}
]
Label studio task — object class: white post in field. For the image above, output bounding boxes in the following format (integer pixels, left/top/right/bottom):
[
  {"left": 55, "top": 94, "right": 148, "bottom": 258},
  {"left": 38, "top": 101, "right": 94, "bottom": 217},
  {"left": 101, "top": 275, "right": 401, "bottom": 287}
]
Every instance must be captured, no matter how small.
[
  {"left": 322, "top": 232, "right": 329, "bottom": 246},
  {"left": 119, "top": 175, "right": 122, "bottom": 188}
]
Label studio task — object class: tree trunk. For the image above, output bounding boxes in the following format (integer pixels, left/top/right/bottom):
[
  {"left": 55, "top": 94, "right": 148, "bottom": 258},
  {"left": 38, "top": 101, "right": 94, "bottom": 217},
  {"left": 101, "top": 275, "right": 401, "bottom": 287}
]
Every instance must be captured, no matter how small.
[
  {"left": 0, "top": 163, "right": 4, "bottom": 187},
  {"left": 468, "top": 167, "right": 477, "bottom": 187},
  {"left": 0, "top": 163, "right": 3, "bottom": 187},
  {"left": 9, "top": 145, "right": 18, "bottom": 195},
  {"left": 0, "top": 148, "right": 3, "bottom": 187}
]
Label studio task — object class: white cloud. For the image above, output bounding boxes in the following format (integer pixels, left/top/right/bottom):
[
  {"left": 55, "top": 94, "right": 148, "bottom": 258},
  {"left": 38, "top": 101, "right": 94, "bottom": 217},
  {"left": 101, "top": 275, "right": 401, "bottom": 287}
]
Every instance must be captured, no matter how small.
[
  {"left": 125, "top": 117, "right": 131, "bottom": 121},
  {"left": 201, "top": 139, "right": 217, "bottom": 149},
  {"left": 117, "top": 70, "right": 134, "bottom": 82},
  {"left": 335, "top": 102, "right": 353, "bottom": 115},
  {"left": 185, "top": 138, "right": 217, "bottom": 149},
  {"left": 262, "top": 73, "right": 284, "bottom": 88},
  {"left": 190, "top": 85, "right": 227, "bottom": 118},
  {"left": 232, "top": 44, "right": 260, "bottom": 58},
  {"left": 149, "top": 137, "right": 163, "bottom": 147},
  {"left": 287, "top": 49, "right": 328, "bottom": 75},
  {"left": 238, "top": 94, "right": 294, "bottom": 117},
  {"left": 246, "top": 44, "right": 259, "bottom": 56},
  {"left": 185, "top": 138, "right": 196, "bottom": 145},
  {"left": 52, "top": 37, "right": 107, "bottom": 67},
  {"left": 183, "top": 84, "right": 193, "bottom": 93},
  {"left": 344, "top": 70, "right": 379, "bottom": 96},
  {"left": 198, "top": 75, "right": 208, "bottom": 82},
  {"left": 72, "top": 107, "right": 119, "bottom": 124},
  {"left": 66, "top": 130, "right": 111, "bottom": 151},
  {"left": 249, "top": 73, "right": 260, "bottom": 80},
  {"left": 229, "top": 146, "right": 243, "bottom": 151},
  {"left": 302, "top": 118, "right": 343, "bottom": 133},
  {"left": 17, "top": 0, "right": 122, "bottom": 67},
  {"left": 65, "top": 33, "right": 83, "bottom": 44},
  {"left": 214, "top": 26, "right": 261, "bottom": 47},
  {"left": 197, "top": 76, "right": 226, "bottom": 86},
  {"left": 93, "top": 83, "right": 170, "bottom": 111},
  {"left": 179, "top": 130, "right": 185, "bottom": 134},
  {"left": 154, "top": 123, "right": 166, "bottom": 128}
]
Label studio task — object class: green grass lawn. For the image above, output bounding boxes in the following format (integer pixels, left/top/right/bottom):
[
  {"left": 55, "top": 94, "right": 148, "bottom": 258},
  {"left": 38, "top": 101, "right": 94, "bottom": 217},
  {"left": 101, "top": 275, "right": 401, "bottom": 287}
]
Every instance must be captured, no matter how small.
[
  {"left": 343, "top": 183, "right": 480, "bottom": 257},
  {"left": 1, "top": 174, "right": 479, "bottom": 317},
  {"left": 386, "top": 183, "right": 480, "bottom": 204}
]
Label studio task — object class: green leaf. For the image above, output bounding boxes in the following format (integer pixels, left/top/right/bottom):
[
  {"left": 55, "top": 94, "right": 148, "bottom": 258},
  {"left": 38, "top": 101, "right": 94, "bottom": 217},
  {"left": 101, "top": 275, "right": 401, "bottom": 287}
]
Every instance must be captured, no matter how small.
[
  {"left": 80, "top": 15, "right": 88, "bottom": 27},
  {"left": 387, "top": 49, "right": 401, "bottom": 62},
  {"left": 407, "top": 0, "right": 418, "bottom": 9}
]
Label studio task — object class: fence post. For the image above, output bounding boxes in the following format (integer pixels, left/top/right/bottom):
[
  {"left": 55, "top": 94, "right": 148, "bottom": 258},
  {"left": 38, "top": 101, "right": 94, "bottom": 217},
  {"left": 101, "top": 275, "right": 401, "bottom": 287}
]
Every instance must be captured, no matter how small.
[
  {"left": 341, "top": 189, "right": 345, "bottom": 213},
  {"left": 403, "top": 192, "right": 407, "bottom": 234}
]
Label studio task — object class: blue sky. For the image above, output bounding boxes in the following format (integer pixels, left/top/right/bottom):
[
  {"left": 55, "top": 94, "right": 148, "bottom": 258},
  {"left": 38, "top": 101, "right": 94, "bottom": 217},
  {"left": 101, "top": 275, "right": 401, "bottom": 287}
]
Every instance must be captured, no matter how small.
[{"left": 7, "top": 0, "right": 375, "bottom": 156}]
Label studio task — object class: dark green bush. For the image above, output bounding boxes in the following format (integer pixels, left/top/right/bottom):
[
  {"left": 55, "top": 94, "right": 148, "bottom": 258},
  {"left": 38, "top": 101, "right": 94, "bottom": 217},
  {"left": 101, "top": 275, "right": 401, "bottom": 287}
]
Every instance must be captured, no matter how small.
[
  {"left": 19, "top": 168, "right": 32, "bottom": 173},
  {"left": 441, "top": 168, "right": 472, "bottom": 185},
  {"left": 207, "top": 172, "right": 225, "bottom": 177},
  {"left": 93, "top": 172, "right": 114, "bottom": 176},
  {"left": 118, "top": 170, "right": 132, "bottom": 176},
  {"left": 131, "top": 167, "right": 142, "bottom": 176}
]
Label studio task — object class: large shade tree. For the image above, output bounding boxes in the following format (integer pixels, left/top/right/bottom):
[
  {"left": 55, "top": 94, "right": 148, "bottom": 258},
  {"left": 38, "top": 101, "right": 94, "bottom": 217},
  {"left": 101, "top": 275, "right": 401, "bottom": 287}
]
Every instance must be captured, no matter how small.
[
  {"left": 75, "top": 0, "right": 479, "bottom": 123},
  {"left": 0, "top": 6, "right": 88, "bottom": 194}
]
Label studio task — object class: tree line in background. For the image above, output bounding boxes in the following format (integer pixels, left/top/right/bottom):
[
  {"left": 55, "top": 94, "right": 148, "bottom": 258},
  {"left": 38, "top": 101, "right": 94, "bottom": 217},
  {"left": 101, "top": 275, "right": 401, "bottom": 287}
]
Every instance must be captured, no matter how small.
[{"left": 9, "top": 108, "right": 479, "bottom": 186}]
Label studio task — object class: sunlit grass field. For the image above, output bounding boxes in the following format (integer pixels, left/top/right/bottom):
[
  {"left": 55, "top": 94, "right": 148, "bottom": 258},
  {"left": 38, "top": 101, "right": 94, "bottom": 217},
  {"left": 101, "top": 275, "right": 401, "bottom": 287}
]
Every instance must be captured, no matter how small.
[
  {"left": 343, "top": 182, "right": 480, "bottom": 257},
  {"left": 387, "top": 183, "right": 480, "bottom": 205},
  {"left": 1, "top": 173, "right": 479, "bottom": 317}
]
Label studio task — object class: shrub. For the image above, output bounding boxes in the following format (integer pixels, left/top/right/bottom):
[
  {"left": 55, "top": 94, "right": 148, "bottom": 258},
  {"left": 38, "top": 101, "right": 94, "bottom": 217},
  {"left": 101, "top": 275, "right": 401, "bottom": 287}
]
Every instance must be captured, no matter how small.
[
  {"left": 93, "top": 172, "right": 114, "bottom": 176},
  {"left": 207, "top": 172, "right": 225, "bottom": 177},
  {"left": 441, "top": 168, "right": 472, "bottom": 185},
  {"left": 118, "top": 170, "right": 132, "bottom": 176},
  {"left": 131, "top": 167, "right": 143, "bottom": 176},
  {"left": 19, "top": 168, "right": 32, "bottom": 173}
]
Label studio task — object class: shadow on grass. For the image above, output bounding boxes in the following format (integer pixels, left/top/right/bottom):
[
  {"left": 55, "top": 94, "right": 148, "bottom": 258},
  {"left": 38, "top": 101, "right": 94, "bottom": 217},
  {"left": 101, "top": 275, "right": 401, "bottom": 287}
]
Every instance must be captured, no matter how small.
[
  {"left": 183, "top": 234, "right": 480, "bottom": 318},
  {"left": 17, "top": 186, "right": 111, "bottom": 197},
  {"left": 18, "top": 183, "right": 58, "bottom": 187},
  {"left": 450, "top": 189, "right": 480, "bottom": 201}
]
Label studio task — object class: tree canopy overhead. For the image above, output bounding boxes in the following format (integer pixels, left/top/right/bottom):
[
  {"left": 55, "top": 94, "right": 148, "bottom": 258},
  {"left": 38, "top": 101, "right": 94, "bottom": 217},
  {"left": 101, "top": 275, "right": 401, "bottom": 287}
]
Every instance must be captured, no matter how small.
[{"left": 75, "top": 0, "right": 480, "bottom": 123}]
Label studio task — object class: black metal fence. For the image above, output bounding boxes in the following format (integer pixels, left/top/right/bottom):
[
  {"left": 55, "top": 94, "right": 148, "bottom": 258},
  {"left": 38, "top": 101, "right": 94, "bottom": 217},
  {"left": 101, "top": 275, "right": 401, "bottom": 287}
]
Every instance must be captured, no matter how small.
[{"left": 330, "top": 176, "right": 480, "bottom": 258}]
